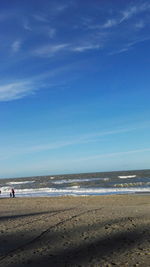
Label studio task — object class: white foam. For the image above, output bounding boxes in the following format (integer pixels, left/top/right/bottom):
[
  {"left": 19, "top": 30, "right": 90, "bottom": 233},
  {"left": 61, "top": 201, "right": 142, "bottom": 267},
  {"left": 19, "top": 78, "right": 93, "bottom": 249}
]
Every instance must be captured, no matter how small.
[
  {"left": 1, "top": 186, "right": 12, "bottom": 192},
  {"left": 52, "top": 177, "right": 109, "bottom": 184},
  {"left": 118, "top": 175, "right": 136, "bottom": 179},
  {"left": 103, "top": 178, "right": 110, "bottom": 181},
  {"left": 114, "top": 182, "right": 147, "bottom": 187},
  {"left": 7, "top": 181, "right": 35, "bottom": 185},
  {"left": 0, "top": 186, "right": 149, "bottom": 197},
  {"left": 69, "top": 185, "right": 80, "bottom": 189}
]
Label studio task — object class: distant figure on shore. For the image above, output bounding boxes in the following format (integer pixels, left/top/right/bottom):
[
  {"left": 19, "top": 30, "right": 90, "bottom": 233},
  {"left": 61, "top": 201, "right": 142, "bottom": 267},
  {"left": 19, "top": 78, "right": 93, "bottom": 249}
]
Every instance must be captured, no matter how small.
[
  {"left": 10, "top": 192, "right": 12, "bottom": 198},
  {"left": 11, "top": 188, "right": 15, "bottom": 198}
]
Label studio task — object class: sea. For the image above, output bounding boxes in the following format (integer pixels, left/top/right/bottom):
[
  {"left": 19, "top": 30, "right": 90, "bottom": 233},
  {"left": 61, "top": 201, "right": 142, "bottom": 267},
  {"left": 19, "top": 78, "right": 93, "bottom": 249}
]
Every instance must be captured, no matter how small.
[{"left": 0, "top": 169, "right": 150, "bottom": 198}]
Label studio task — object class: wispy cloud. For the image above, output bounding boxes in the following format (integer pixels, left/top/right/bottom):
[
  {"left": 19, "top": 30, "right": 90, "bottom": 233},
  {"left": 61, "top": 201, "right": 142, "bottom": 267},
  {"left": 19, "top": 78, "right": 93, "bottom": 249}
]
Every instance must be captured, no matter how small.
[
  {"left": 48, "top": 28, "right": 56, "bottom": 38},
  {"left": 32, "top": 14, "right": 49, "bottom": 23},
  {"left": 33, "top": 41, "right": 102, "bottom": 57},
  {"left": 33, "top": 43, "right": 69, "bottom": 57},
  {"left": 72, "top": 44, "right": 101, "bottom": 52},
  {"left": 1, "top": 124, "right": 149, "bottom": 159},
  {"left": 110, "top": 36, "right": 150, "bottom": 55},
  {"left": 86, "top": 2, "right": 150, "bottom": 55},
  {"left": 0, "top": 62, "right": 74, "bottom": 102},
  {"left": 2, "top": 146, "right": 150, "bottom": 177},
  {"left": 109, "top": 47, "right": 131, "bottom": 55},
  {"left": 11, "top": 40, "right": 21, "bottom": 53},
  {"left": 0, "top": 81, "right": 35, "bottom": 101},
  {"left": 23, "top": 18, "right": 55, "bottom": 38},
  {"left": 120, "top": 6, "right": 139, "bottom": 22},
  {"left": 134, "top": 20, "right": 145, "bottom": 29},
  {"left": 83, "top": 20, "right": 117, "bottom": 30},
  {"left": 0, "top": 11, "right": 14, "bottom": 21},
  {"left": 72, "top": 148, "right": 150, "bottom": 163},
  {"left": 23, "top": 19, "right": 32, "bottom": 31},
  {"left": 102, "top": 19, "right": 117, "bottom": 29},
  {"left": 120, "top": 2, "right": 150, "bottom": 23},
  {"left": 91, "top": 2, "right": 150, "bottom": 30},
  {"left": 24, "top": 127, "right": 136, "bottom": 153},
  {"left": 53, "top": 3, "right": 69, "bottom": 14}
]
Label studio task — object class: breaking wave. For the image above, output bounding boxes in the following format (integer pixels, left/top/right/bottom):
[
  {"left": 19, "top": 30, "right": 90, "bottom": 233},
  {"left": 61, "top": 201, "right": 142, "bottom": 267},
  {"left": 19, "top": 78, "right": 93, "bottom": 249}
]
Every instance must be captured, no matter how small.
[
  {"left": 118, "top": 175, "right": 136, "bottom": 179},
  {"left": 7, "top": 181, "right": 35, "bottom": 185},
  {"left": 114, "top": 182, "right": 150, "bottom": 187},
  {"left": 52, "top": 177, "right": 109, "bottom": 184},
  {"left": 0, "top": 186, "right": 150, "bottom": 197}
]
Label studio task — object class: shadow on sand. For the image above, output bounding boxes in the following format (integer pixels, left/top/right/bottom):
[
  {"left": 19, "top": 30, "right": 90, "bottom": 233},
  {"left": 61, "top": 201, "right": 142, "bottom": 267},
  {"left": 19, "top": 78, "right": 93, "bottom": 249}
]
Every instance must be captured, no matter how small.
[{"left": 0, "top": 209, "right": 149, "bottom": 267}]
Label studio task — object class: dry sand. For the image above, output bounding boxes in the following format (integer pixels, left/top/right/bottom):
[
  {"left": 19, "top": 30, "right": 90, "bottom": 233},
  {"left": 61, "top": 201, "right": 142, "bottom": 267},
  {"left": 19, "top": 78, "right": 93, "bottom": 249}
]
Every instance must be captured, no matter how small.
[{"left": 0, "top": 195, "right": 149, "bottom": 267}]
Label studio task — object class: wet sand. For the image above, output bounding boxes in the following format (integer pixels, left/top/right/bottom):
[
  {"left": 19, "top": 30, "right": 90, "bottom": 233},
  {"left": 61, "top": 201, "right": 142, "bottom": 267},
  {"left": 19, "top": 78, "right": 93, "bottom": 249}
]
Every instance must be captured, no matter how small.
[{"left": 0, "top": 195, "right": 149, "bottom": 267}]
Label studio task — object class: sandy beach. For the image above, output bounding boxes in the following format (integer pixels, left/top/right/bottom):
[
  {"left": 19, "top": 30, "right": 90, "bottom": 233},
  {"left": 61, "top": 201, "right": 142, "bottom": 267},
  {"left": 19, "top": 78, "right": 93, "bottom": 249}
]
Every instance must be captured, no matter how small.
[{"left": 0, "top": 195, "right": 149, "bottom": 267}]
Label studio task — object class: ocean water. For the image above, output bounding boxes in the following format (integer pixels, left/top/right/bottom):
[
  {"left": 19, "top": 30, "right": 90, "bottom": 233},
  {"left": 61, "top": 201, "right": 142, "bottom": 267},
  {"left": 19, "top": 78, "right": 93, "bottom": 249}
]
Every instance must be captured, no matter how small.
[{"left": 0, "top": 169, "right": 150, "bottom": 197}]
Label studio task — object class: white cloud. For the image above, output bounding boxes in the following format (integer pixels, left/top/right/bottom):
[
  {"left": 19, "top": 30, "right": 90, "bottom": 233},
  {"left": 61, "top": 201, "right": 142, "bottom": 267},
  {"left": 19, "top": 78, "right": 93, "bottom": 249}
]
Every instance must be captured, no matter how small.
[
  {"left": 53, "top": 3, "right": 69, "bottom": 14},
  {"left": 0, "top": 11, "right": 14, "bottom": 21},
  {"left": 72, "top": 44, "right": 101, "bottom": 52},
  {"left": 23, "top": 19, "right": 32, "bottom": 31},
  {"left": 33, "top": 41, "right": 102, "bottom": 57},
  {"left": 102, "top": 19, "right": 117, "bottom": 28},
  {"left": 109, "top": 47, "right": 131, "bottom": 55},
  {"left": 135, "top": 20, "right": 145, "bottom": 29},
  {"left": 0, "top": 125, "right": 147, "bottom": 159},
  {"left": 0, "top": 63, "right": 73, "bottom": 102},
  {"left": 0, "top": 81, "right": 35, "bottom": 101},
  {"left": 32, "top": 14, "right": 49, "bottom": 23},
  {"left": 86, "top": 19, "right": 117, "bottom": 30},
  {"left": 48, "top": 28, "right": 56, "bottom": 38},
  {"left": 74, "top": 148, "right": 150, "bottom": 163},
  {"left": 11, "top": 40, "right": 21, "bottom": 52},
  {"left": 120, "top": 3, "right": 150, "bottom": 23},
  {"left": 33, "top": 43, "right": 69, "bottom": 57},
  {"left": 120, "top": 6, "right": 138, "bottom": 22},
  {"left": 94, "top": 3, "right": 150, "bottom": 31},
  {"left": 109, "top": 36, "right": 150, "bottom": 55}
]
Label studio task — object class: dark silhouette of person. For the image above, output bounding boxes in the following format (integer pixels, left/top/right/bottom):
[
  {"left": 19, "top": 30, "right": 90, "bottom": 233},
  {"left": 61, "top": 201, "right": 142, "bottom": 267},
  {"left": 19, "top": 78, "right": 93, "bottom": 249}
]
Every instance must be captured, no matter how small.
[{"left": 11, "top": 188, "right": 15, "bottom": 198}]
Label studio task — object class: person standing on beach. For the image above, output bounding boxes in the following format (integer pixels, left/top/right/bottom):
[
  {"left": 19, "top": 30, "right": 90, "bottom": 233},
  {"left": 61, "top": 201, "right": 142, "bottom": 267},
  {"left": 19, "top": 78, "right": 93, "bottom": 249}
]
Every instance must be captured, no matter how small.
[{"left": 11, "top": 188, "right": 15, "bottom": 198}]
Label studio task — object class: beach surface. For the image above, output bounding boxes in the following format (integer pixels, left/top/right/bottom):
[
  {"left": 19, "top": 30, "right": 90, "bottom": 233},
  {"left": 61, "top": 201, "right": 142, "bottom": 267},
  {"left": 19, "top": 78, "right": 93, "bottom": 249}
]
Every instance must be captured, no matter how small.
[{"left": 0, "top": 195, "right": 149, "bottom": 267}]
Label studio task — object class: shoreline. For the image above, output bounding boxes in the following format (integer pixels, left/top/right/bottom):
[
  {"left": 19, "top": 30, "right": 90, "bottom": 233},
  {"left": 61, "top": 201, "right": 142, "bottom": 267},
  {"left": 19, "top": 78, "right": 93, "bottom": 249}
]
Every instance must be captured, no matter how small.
[
  {"left": 1, "top": 191, "right": 150, "bottom": 199},
  {"left": 0, "top": 195, "right": 150, "bottom": 266}
]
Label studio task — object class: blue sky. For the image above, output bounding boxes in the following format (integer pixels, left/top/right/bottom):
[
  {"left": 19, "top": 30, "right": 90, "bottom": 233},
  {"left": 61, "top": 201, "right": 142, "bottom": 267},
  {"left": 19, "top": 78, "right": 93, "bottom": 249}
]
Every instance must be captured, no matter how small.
[{"left": 0, "top": 0, "right": 150, "bottom": 178}]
